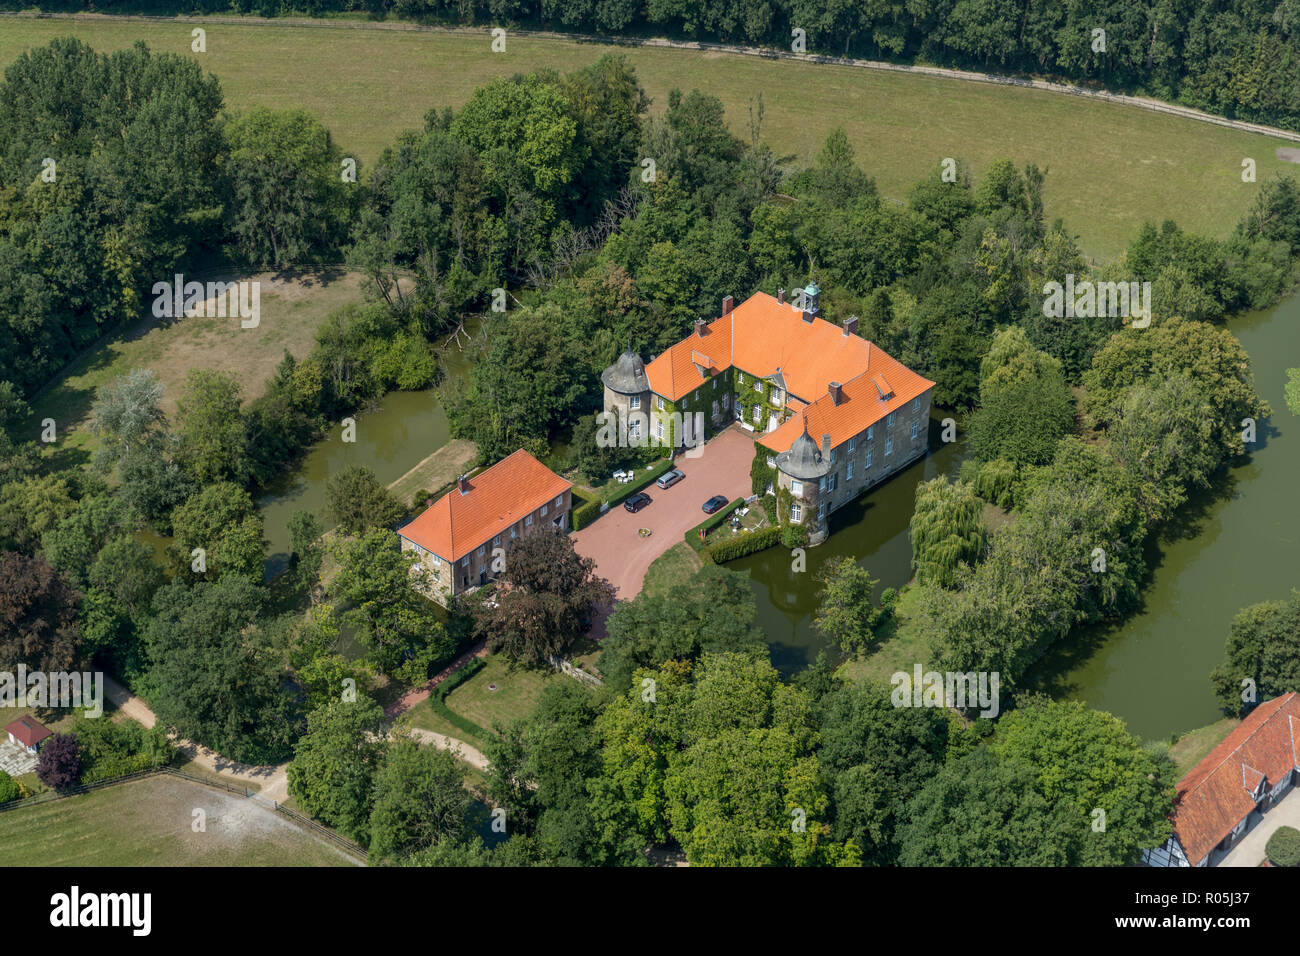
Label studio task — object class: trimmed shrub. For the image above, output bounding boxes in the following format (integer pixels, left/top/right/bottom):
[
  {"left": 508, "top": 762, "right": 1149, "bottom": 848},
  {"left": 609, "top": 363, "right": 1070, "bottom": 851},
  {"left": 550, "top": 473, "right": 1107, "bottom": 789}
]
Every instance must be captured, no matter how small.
[
  {"left": 1266, "top": 825, "right": 1300, "bottom": 867},
  {"left": 683, "top": 497, "right": 746, "bottom": 552},
  {"left": 705, "top": 525, "right": 782, "bottom": 563},
  {"left": 428, "top": 658, "right": 492, "bottom": 742}
]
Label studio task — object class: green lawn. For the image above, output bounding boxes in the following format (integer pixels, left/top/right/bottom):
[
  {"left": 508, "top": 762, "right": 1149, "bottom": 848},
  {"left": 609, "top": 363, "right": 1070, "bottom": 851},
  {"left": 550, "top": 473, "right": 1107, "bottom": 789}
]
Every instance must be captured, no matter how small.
[
  {"left": 443, "top": 654, "right": 556, "bottom": 733},
  {"left": 837, "top": 585, "right": 935, "bottom": 687},
  {"left": 2, "top": 16, "right": 1295, "bottom": 259},
  {"left": 26, "top": 269, "right": 362, "bottom": 459},
  {"left": 0, "top": 774, "right": 358, "bottom": 865},
  {"left": 642, "top": 540, "right": 702, "bottom": 596},
  {"left": 1168, "top": 716, "right": 1241, "bottom": 776}
]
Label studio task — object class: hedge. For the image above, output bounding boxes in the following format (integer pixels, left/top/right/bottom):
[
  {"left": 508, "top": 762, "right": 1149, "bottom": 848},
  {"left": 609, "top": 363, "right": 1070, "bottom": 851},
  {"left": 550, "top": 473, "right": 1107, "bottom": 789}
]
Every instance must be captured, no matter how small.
[
  {"left": 1266, "top": 825, "right": 1300, "bottom": 867},
  {"left": 702, "top": 525, "right": 783, "bottom": 564},
  {"left": 684, "top": 497, "right": 747, "bottom": 553},
  {"left": 573, "top": 459, "right": 675, "bottom": 530},
  {"left": 570, "top": 488, "right": 601, "bottom": 531},
  {"left": 428, "top": 658, "right": 492, "bottom": 743}
]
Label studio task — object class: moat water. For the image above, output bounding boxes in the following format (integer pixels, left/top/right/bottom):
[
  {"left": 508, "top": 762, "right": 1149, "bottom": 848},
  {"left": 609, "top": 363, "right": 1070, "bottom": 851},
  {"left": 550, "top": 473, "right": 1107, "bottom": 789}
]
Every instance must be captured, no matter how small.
[{"left": 731, "top": 291, "right": 1300, "bottom": 741}]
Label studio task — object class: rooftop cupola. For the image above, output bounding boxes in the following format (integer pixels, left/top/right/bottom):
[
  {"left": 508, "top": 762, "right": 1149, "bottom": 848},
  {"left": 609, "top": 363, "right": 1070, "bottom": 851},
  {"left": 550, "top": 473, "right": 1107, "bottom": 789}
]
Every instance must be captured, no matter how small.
[{"left": 797, "top": 281, "right": 821, "bottom": 322}]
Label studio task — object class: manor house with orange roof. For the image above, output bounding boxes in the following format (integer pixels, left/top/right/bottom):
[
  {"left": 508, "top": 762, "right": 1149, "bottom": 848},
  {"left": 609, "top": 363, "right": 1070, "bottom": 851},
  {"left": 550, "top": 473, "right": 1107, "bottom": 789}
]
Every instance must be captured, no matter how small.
[{"left": 600, "top": 285, "right": 935, "bottom": 545}]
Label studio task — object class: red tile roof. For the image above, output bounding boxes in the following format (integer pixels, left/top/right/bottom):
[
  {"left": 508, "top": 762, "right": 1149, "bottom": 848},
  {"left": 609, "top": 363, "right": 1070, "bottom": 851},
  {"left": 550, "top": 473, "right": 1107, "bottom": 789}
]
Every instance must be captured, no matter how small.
[
  {"left": 397, "top": 450, "right": 572, "bottom": 562},
  {"left": 642, "top": 292, "right": 935, "bottom": 454},
  {"left": 758, "top": 347, "right": 934, "bottom": 454},
  {"left": 1170, "top": 693, "right": 1300, "bottom": 866},
  {"left": 5, "top": 716, "right": 51, "bottom": 748}
]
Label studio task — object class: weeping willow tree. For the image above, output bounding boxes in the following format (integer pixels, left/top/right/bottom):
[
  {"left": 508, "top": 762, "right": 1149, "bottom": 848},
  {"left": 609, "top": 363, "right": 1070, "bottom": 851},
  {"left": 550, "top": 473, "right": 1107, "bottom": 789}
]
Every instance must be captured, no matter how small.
[{"left": 909, "top": 478, "right": 986, "bottom": 589}]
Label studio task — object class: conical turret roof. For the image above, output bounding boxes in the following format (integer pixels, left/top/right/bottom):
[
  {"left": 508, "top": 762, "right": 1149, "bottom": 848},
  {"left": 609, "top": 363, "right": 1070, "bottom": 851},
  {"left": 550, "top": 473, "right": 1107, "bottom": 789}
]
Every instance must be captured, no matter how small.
[{"left": 601, "top": 348, "right": 648, "bottom": 395}]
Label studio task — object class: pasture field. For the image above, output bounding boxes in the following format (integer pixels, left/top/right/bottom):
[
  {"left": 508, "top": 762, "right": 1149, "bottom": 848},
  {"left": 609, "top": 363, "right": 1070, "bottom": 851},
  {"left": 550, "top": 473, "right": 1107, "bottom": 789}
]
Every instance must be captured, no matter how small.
[
  {"left": 0, "top": 15, "right": 1295, "bottom": 260},
  {"left": 0, "top": 774, "right": 359, "bottom": 866},
  {"left": 25, "top": 269, "right": 358, "bottom": 457}
]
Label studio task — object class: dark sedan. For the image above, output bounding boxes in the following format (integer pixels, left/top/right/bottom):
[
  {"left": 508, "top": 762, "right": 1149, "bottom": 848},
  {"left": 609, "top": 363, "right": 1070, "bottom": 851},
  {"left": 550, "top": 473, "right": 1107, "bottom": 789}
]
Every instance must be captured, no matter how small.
[
  {"left": 701, "top": 495, "right": 729, "bottom": 515},
  {"left": 624, "top": 492, "right": 652, "bottom": 513}
]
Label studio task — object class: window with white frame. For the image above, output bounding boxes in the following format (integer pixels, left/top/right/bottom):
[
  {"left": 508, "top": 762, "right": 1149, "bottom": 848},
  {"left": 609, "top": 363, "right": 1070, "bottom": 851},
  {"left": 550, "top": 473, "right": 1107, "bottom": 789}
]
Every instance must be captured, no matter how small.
[
  {"left": 656, "top": 395, "right": 666, "bottom": 411},
  {"left": 913, "top": 396, "right": 920, "bottom": 412},
  {"left": 791, "top": 480, "right": 803, "bottom": 496},
  {"left": 818, "top": 476, "right": 826, "bottom": 492},
  {"left": 818, "top": 502, "right": 826, "bottom": 519},
  {"left": 460, "top": 556, "right": 469, "bottom": 567},
  {"left": 629, "top": 418, "right": 641, "bottom": 440},
  {"left": 867, "top": 424, "right": 874, "bottom": 440},
  {"left": 712, "top": 377, "right": 717, "bottom": 390},
  {"left": 911, "top": 422, "right": 919, "bottom": 439},
  {"left": 766, "top": 455, "right": 776, "bottom": 467},
  {"left": 789, "top": 502, "right": 802, "bottom": 522},
  {"left": 525, "top": 514, "right": 533, "bottom": 527},
  {"left": 656, "top": 419, "right": 665, "bottom": 440},
  {"left": 752, "top": 405, "right": 762, "bottom": 422},
  {"left": 885, "top": 437, "right": 893, "bottom": 456},
  {"left": 771, "top": 389, "right": 783, "bottom": 405},
  {"left": 630, "top": 395, "right": 640, "bottom": 410},
  {"left": 753, "top": 379, "right": 764, "bottom": 393},
  {"left": 541, "top": 504, "right": 548, "bottom": 517},
  {"left": 887, "top": 411, "right": 896, "bottom": 428},
  {"left": 865, "top": 448, "right": 872, "bottom": 469},
  {"left": 848, "top": 437, "right": 855, "bottom": 453},
  {"left": 722, "top": 393, "right": 730, "bottom": 409},
  {"left": 477, "top": 545, "right": 485, "bottom": 558},
  {"left": 554, "top": 495, "right": 563, "bottom": 507},
  {"left": 510, "top": 526, "right": 518, "bottom": 539},
  {"left": 493, "top": 535, "right": 501, "bottom": 547},
  {"left": 846, "top": 460, "right": 854, "bottom": 480}
]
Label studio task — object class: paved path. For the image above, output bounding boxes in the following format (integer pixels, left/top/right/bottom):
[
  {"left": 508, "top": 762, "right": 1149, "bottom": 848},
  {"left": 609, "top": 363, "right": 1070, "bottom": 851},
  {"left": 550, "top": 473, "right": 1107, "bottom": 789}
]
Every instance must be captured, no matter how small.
[
  {"left": 384, "top": 640, "right": 488, "bottom": 720},
  {"left": 103, "top": 675, "right": 290, "bottom": 803},
  {"left": 405, "top": 728, "right": 490, "bottom": 773},
  {"left": 1220, "top": 788, "right": 1300, "bottom": 867},
  {"left": 571, "top": 427, "right": 756, "bottom": 600}
]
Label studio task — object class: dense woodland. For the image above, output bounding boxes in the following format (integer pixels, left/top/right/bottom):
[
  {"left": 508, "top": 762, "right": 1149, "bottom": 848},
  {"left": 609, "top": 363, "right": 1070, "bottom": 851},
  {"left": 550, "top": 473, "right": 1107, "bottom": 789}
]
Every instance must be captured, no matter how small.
[{"left": 2, "top": 37, "right": 1300, "bottom": 865}]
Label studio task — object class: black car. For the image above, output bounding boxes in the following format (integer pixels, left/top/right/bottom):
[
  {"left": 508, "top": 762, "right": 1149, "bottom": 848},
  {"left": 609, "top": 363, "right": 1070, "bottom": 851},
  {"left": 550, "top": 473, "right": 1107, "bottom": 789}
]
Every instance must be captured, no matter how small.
[
  {"left": 624, "top": 492, "right": 652, "bottom": 513},
  {"left": 702, "top": 495, "right": 729, "bottom": 514}
]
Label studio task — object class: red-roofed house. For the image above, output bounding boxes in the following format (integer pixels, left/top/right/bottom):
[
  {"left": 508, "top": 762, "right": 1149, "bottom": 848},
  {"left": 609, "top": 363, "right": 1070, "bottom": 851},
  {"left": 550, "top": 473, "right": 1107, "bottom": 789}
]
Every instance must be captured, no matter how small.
[
  {"left": 5, "top": 716, "right": 52, "bottom": 755},
  {"left": 397, "top": 449, "right": 572, "bottom": 605},
  {"left": 600, "top": 286, "right": 934, "bottom": 545},
  {"left": 1143, "top": 693, "right": 1300, "bottom": 867}
]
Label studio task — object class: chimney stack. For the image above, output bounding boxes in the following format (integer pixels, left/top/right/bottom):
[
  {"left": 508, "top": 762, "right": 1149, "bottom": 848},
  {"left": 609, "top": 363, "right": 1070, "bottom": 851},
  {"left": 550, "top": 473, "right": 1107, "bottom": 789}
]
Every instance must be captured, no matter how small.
[
  {"left": 843, "top": 315, "right": 858, "bottom": 337},
  {"left": 694, "top": 317, "right": 707, "bottom": 336},
  {"left": 426, "top": 497, "right": 434, "bottom": 509},
  {"left": 777, "top": 288, "right": 786, "bottom": 305},
  {"left": 457, "top": 475, "right": 469, "bottom": 495},
  {"left": 828, "top": 382, "right": 843, "bottom": 406},
  {"left": 721, "top": 295, "right": 734, "bottom": 316},
  {"left": 821, "top": 434, "right": 831, "bottom": 457}
]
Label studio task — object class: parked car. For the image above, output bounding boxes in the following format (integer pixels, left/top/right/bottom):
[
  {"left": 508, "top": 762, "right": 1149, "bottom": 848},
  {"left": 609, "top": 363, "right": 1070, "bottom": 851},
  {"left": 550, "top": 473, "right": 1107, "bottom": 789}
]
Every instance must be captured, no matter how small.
[
  {"left": 702, "top": 495, "right": 729, "bottom": 514},
  {"left": 624, "top": 492, "right": 652, "bottom": 513},
  {"left": 656, "top": 468, "right": 685, "bottom": 489}
]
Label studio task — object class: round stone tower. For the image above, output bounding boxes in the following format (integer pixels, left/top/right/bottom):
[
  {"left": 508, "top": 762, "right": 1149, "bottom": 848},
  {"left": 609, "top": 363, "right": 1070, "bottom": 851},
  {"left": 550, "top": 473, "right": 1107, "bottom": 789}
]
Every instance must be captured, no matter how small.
[
  {"left": 775, "top": 424, "right": 832, "bottom": 546},
  {"left": 600, "top": 348, "right": 651, "bottom": 447}
]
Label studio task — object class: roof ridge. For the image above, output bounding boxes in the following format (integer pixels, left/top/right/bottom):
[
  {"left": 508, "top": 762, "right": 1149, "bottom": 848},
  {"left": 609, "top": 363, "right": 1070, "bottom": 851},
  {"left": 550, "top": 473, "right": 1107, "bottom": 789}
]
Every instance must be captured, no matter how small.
[{"left": 1180, "top": 694, "right": 1297, "bottom": 796}]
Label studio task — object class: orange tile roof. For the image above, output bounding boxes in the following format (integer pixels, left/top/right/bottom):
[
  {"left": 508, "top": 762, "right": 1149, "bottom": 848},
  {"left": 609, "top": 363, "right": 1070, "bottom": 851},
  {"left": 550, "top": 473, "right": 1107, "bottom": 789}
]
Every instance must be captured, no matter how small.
[
  {"left": 1169, "top": 693, "right": 1300, "bottom": 866},
  {"left": 644, "top": 315, "right": 733, "bottom": 400},
  {"left": 759, "top": 347, "right": 934, "bottom": 454},
  {"left": 643, "top": 291, "right": 934, "bottom": 454},
  {"left": 396, "top": 449, "right": 572, "bottom": 562}
]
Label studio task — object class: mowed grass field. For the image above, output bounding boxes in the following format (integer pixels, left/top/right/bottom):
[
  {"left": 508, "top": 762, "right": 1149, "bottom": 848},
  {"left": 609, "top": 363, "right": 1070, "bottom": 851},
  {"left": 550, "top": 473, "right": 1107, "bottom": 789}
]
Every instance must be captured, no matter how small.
[
  {"left": 0, "top": 775, "right": 360, "bottom": 866},
  {"left": 25, "top": 269, "right": 360, "bottom": 456},
  {"left": 1, "top": 17, "right": 1297, "bottom": 260}
]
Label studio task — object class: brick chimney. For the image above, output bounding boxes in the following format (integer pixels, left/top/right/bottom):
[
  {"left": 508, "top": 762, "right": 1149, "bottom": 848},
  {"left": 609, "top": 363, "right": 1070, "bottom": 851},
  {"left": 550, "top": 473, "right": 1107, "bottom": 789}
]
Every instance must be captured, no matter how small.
[
  {"left": 777, "top": 288, "right": 786, "bottom": 304},
  {"left": 828, "top": 381, "right": 843, "bottom": 406},
  {"left": 821, "top": 434, "right": 831, "bottom": 457},
  {"left": 694, "top": 317, "right": 707, "bottom": 336},
  {"left": 457, "top": 475, "right": 469, "bottom": 495},
  {"left": 843, "top": 315, "right": 858, "bottom": 337},
  {"left": 721, "top": 295, "right": 734, "bottom": 315}
]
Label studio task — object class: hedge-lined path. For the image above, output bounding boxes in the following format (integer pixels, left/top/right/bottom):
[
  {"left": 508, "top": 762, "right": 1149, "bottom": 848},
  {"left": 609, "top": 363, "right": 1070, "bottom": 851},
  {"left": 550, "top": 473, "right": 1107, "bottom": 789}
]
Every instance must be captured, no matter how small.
[
  {"left": 102, "top": 674, "right": 291, "bottom": 803},
  {"left": 383, "top": 639, "right": 489, "bottom": 721},
  {"left": 404, "top": 728, "right": 490, "bottom": 773},
  {"left": 571, "top": 426, "right": 756, "bottom": 600}
]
